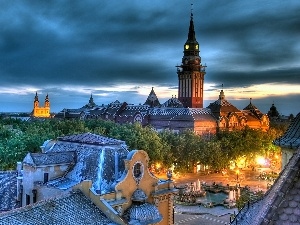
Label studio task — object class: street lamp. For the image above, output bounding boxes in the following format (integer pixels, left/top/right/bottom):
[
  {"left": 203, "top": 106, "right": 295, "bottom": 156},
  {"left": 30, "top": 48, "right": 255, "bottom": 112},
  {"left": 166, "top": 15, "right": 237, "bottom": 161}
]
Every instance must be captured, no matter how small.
[{"left": 236, "top": 169, "right": 240, "bottom": 183}]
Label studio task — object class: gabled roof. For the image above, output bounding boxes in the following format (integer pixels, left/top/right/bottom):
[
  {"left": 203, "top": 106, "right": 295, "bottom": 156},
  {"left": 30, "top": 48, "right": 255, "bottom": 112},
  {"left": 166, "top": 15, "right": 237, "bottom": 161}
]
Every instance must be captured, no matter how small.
[
  {"left": 23, "top": 152, "right": 75, "bottom": 167},
  {"left": 41, "top": 133, "right": 129, "bottom": 193},
  {"left": 274, "top": 112, "right": 300, "bottom": 149},
  {"left": 0, "top": 191, "right": 116, "bottom": 225},
  {"left": 57, "top": 132, "right": 125, "bottom": 146}
]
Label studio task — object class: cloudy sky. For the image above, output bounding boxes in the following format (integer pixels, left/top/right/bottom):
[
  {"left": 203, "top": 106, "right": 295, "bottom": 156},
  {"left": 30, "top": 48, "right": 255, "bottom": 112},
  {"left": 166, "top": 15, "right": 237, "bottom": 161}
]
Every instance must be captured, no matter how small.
[{"left": 1, "top": 0, "right": 299, "bottom": 116}]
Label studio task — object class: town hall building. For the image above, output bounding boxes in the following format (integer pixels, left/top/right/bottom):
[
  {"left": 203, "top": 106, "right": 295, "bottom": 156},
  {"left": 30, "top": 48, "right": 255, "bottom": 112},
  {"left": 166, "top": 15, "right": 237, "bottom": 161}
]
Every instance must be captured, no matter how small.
[{"left": 55, "top": 12, "right": 269, "bottom": 133}]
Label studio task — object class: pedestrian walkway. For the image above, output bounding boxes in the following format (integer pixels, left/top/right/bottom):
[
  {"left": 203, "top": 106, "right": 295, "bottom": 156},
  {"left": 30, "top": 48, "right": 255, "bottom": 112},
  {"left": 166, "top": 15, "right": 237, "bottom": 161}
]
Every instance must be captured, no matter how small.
[
  {"left": 174, "top": 204, "right": 237, "bottom": 217},
  {"left": 175, "top": 214, "right": 228, "bottom": 225},
  {"left": 174, "top": 204, "right": 235, "bottom": 225}
]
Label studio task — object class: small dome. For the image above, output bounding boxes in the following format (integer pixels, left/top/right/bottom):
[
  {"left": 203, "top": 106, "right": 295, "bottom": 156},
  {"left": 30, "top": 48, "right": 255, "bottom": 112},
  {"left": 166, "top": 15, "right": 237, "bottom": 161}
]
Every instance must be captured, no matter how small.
[
  {"left": 131, "top": 188, "right": 147, "bottom": 202},
  {"left": 127, "top": 203, "right": 162, "bottom": 224}
]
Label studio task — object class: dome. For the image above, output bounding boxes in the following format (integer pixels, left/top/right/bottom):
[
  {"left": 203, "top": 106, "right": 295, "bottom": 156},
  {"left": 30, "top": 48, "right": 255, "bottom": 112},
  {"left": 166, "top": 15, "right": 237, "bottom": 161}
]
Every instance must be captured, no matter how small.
[
  {"left": 126, "top": 203, "right": 162, "bottom": 225},
  {"left": 131, "top": 188, "right": 147, "bottom": 202}
]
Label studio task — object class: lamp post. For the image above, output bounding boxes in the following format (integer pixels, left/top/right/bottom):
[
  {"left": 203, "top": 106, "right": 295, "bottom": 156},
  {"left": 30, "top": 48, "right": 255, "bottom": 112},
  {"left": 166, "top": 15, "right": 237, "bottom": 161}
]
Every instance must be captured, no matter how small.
[{"left": 236, "top": 169, "right": 240, "bottom": 183}]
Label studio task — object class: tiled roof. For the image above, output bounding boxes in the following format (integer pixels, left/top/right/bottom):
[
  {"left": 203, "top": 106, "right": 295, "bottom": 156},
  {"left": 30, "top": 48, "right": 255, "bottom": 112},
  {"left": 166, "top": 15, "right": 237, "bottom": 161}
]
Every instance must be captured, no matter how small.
[
  {"left": 23, "top": 152, "right": 75, "bottom": 166},
  {"left": 232, "top": 148, "right": 300, "bottom": 225},
  {"left": 46, "top": 177, "right": 79, "bottom": 190},
  {"left": 0, "top": 171, "right": 18, "bottom": 212},
  {"left": 149, "top": 107, "right": 212, "bottom": 116},
  {"left": 57, "top": 132, "right": 125, "bottom": 145},
  {"left": 243, "top": 102, "right": 264, "bottom": 119},
  {"left": 274, "top": 112, "right": 300, "bottom": 149},
  {"left": 118, "top": 105, "right": 149, "bottom": 117},
  {"left": 124, "top": 202, "right": 162, "bottom": 225},
  {"left": 207, "top": 99, "right": 241, "bottom": 115},
  {"left": 0, "top": 191, "right": 116, "bottom": 225}
]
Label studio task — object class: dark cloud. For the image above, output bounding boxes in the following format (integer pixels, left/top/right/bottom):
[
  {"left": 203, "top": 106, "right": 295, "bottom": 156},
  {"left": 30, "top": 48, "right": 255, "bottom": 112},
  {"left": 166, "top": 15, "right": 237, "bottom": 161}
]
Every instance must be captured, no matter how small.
[{"left": 0, "top": 0, "right": 299, "bottom": 115}]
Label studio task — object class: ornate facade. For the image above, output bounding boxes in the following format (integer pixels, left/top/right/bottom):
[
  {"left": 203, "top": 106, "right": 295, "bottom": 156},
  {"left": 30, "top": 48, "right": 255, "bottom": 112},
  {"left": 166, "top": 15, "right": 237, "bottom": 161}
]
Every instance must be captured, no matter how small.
[
  {"left": 207, "top": 89, "right": 269, "bottom": 131},
  {"left": 32, "top": 92, "right": 50, "bottom": 118}
]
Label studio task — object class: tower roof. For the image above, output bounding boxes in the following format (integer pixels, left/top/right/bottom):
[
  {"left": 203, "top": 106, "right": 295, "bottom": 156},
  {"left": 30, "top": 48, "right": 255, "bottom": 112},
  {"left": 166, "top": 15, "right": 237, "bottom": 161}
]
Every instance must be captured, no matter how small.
[
  {"left": 34, "top": 92, "right": 39, "bottom": 102},
  {"left": 207, "top": 89, "right": 241, "bottom": 117},
  {"left": 144, "top": 87, "right": 160, "bottom": 107},
  {"left": 243, "top": 98, "right": 264, "bottom": 119},
  {"left": 187, "top": 13, "right": 197, "bottom": 42},
  {"left": 45, "top": 93, "right": 49, "bottom": 102}
]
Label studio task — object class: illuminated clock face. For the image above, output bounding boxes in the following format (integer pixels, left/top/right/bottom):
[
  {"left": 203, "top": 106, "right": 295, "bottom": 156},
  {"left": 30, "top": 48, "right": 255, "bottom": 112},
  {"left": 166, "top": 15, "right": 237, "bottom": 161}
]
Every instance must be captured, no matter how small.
[
  {"left": 185, "top": 44, "right": 189, "bottom": 49},
  {"left": 196, "top": 45, "right": 199, "bottom": 49}
]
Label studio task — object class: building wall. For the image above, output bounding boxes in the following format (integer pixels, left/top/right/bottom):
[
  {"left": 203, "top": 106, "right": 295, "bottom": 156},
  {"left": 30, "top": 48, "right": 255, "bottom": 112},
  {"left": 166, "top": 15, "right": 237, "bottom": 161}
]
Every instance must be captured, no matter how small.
[
  {"left": 281, "top": 147, "right": 295, "bottom": 170},
  {"left": 21, "top": 164, "right": 69, "bottom": 206},
  {"left": 33, "top": 106, "right": 50, "bottom": 118},
  {"left": 74, "top": 150, "right": 177, "bottom": 225}
]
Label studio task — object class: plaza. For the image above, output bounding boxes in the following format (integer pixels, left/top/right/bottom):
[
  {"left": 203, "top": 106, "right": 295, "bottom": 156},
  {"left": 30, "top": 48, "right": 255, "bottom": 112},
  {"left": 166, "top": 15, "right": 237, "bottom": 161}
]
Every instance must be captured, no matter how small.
[{"left": 155, "top": 167, "right": 279, "bottom": 225}]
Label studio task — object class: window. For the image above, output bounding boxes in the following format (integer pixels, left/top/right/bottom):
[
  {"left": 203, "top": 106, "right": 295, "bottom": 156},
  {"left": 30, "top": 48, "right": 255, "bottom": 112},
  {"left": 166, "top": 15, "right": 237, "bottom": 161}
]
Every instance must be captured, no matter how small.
[
  {"left": 26, "top": 194, "right": 30, "bottom": 205},
  {"left": 44, "top": 173, "right": 49, "bottom": 183},
  {"left": 134, "top": 163, "right": 142, "bottom": 178},
  {"left": 32, "top": 189, "right": 37, "bottom": 203}
]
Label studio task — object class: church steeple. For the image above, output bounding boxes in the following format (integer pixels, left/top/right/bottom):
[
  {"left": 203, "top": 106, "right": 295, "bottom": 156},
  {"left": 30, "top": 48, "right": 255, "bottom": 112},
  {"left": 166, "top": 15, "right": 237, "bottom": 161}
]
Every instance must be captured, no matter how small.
[
  {"left": 187, "top": 13, "right": 196, "bottom": 42},
  {"left": 34, "top": 92, "right": 39, "bottom": 107},
  {"left": 177, "top": 8, "right": 206, "bottom": 108},
  {"left": 44, "top": 93, "right": 50, "bottom": 107}
]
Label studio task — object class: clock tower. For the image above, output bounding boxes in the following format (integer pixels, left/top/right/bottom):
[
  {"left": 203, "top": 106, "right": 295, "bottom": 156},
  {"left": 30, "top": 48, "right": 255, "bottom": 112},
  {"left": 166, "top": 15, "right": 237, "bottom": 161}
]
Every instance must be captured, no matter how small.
[{"left": 177, "top": 12, "right": 206, "bottom": 108}]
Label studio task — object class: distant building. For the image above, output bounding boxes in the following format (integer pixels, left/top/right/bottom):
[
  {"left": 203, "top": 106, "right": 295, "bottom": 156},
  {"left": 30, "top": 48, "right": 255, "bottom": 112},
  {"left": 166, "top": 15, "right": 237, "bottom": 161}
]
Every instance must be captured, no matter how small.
[
  {"left": 55, "top": 11, "right": 269, "bottom": 134},
  {"left": 268, "top": 103, "right": 280, "bottom": 119},
  {"left": 32, "top": 92, "right": 50, "bottom": 118},
  {"left": 207, "top": 90, "right": 269, "bottom": 131},
  {"left": 0, "top": 133, "right": 177, "bottom": 225}
]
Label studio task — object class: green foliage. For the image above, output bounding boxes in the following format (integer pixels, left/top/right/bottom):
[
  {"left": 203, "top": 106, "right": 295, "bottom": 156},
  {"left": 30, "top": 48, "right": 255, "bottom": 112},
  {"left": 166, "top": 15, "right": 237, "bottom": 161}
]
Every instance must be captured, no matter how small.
[
  {"left": 0, "top": 117, "right": 287, "bottom": 172},
  {"left": 236, "top": 188, "right": 264, "bottom": 210}
]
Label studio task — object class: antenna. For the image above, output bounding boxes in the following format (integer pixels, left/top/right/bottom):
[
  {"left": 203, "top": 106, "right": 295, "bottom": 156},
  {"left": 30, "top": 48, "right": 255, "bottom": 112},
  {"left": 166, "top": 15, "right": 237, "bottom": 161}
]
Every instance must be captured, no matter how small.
[{"left": 191, "top": 3, "right": 194, "bottom": 17}]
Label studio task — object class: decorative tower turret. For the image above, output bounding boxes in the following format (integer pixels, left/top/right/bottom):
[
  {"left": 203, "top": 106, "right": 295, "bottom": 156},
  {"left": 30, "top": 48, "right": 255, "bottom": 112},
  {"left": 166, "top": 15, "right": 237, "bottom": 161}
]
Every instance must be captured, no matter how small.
[
  {"left": 177, "top": 11, "right": 206, "bottom": 108},
  {"left": 44, "top": 94, "right": 50, "bottom": 108},
  {"left": 34, "top": 92, "right": 39, "bottom": 108}
]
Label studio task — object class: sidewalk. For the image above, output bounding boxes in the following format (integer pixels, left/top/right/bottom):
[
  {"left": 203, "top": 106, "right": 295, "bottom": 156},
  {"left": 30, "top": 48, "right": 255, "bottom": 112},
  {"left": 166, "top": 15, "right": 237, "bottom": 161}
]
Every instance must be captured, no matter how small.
[{"left": 174, "top": 204, "right": 237, "bottom": 217}]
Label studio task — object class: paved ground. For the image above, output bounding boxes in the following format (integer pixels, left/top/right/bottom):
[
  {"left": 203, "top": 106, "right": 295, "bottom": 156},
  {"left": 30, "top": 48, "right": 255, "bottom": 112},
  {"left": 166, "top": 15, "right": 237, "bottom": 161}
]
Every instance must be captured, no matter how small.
[
  {"left": 169, "top": 167, "right": 276, "bottom": 192},
  {"left": 174, "top": 205, "right": 236, "bottom": 225},
  {"left": 156, "top": 167, "right": 279, "bottom": 225}
]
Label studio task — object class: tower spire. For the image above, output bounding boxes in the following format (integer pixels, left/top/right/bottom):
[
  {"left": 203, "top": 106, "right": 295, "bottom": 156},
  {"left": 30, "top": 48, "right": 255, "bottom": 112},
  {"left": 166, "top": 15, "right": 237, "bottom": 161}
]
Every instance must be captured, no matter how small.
[
  {"left": 188, "top": 5, "right": 196, "bottom": 42},
  {"left": 177, "top": 8, "right": 206, "bottom": 108}
]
